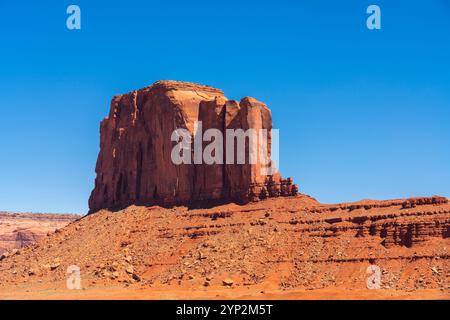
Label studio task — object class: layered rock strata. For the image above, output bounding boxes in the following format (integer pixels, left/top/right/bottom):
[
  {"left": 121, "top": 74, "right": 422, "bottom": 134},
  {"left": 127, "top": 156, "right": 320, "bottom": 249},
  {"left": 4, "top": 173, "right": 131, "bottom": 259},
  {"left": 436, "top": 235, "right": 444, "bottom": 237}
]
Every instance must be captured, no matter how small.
[{"left": 0, "top": 212, "right": 79, "bottom": 254}]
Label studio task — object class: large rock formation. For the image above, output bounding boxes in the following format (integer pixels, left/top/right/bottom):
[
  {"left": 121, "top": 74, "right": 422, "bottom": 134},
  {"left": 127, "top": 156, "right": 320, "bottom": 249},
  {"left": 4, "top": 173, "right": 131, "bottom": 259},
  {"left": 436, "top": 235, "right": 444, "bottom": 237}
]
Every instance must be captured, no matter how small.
[{"left": 89, "top": 80, "right": 298, "bottom": 212}]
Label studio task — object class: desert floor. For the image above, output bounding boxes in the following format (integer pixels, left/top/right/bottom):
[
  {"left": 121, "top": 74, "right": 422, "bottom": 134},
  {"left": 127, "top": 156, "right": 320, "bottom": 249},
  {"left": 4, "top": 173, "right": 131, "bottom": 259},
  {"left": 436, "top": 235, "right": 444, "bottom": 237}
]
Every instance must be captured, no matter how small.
[{"left": 0, "top": 281, "right": 447, "bottom": 300}]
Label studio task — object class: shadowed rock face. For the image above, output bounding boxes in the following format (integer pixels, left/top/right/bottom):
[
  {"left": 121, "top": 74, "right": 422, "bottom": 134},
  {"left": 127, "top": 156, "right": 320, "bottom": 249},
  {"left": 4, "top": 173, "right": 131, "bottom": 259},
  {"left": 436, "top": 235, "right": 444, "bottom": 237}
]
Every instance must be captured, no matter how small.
[{"left": 89, "top": 80, "right": 298, "bottom": 213}]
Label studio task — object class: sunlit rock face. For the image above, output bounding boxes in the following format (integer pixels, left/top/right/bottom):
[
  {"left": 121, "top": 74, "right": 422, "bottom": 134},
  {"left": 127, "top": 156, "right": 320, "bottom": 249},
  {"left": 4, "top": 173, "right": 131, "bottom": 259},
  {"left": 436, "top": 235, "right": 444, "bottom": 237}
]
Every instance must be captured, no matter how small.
[{"left": 89, "top": 80, "right": 297, "bottom": 213}]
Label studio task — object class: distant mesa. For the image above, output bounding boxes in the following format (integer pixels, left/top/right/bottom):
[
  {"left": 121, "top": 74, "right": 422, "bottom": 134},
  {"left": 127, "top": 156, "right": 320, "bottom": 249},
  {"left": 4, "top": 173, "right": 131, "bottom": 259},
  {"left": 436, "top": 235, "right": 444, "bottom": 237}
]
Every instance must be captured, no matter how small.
[
  {"left": 89, "top": 80, "right": 298, "bottom": 213},
  {"left": 0, "top": 212, "right": 79, "bottom": 255}
]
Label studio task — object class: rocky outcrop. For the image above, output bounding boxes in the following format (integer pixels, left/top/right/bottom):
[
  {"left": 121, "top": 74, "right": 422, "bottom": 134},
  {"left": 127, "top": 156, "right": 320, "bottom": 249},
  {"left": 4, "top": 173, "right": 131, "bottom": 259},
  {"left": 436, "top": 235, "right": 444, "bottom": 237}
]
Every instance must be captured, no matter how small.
[
  {"left": 89, "top": 80, "right": 298, "bottom": 212},
  {"left": 303, "top": 197, "right": 449, "bottom": 248},
  {"left": 1, "top": 196, "right": 448, "bottom": 294},
  {"left": 0, "top": 212, "right": 79, "bottom": 254}
]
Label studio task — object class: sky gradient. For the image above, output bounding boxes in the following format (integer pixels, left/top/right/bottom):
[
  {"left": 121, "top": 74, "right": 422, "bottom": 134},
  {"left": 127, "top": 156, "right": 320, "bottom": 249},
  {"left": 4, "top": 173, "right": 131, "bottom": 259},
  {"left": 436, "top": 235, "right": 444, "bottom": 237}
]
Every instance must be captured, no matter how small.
[{"left": 0, "top": 0, "right": 449, "bottom": 213}]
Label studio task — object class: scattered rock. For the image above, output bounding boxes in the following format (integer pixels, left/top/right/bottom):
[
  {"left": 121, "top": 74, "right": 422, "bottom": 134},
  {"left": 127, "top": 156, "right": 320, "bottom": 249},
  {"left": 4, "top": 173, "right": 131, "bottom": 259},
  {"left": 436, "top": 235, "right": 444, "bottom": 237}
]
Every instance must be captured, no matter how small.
[
  {"left": 50, "top": 263, "right": 60, "bottom": 271},
  {"left": 132, "top": 273, "right": 141, "bottom": 282},
  {"left": 222, "top": 278, "right": 234, "bottom": 286},
  {"left": 125, "top": 266, "right": 134, "bottom": 274}
]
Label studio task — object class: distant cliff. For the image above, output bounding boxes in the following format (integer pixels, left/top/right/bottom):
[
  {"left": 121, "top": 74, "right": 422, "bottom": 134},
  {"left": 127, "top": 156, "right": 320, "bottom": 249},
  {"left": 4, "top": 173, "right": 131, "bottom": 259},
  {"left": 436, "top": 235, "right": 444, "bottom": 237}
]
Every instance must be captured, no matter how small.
[{"left": 0, "top": 212, "right": 80, "bottom": 254}]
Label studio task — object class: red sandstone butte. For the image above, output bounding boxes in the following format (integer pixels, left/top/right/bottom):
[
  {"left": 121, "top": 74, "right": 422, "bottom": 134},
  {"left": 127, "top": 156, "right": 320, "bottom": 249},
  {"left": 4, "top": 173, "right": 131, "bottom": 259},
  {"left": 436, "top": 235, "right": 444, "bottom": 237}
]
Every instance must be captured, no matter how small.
[{"left": 89, "top": 80, "right": 297, "bottom": 212}]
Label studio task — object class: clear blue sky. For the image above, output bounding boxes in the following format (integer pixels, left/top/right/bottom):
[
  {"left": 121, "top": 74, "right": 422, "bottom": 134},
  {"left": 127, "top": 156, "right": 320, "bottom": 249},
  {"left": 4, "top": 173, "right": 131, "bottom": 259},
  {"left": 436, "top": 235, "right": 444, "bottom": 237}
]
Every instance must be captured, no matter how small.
[{"left": 0, "top": 0, "right": 449, "bottom": 213}]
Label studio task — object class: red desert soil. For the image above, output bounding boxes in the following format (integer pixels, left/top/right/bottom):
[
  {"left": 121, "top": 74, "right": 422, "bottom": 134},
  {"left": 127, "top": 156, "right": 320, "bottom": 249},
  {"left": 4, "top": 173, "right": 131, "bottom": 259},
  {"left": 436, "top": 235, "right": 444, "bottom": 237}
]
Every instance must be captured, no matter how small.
[
  {"left": 0, "top": 195, "right": 448, "bottom": 300},
  {"left": 0, "top": 212, "right": 79, "bottom": 255}
]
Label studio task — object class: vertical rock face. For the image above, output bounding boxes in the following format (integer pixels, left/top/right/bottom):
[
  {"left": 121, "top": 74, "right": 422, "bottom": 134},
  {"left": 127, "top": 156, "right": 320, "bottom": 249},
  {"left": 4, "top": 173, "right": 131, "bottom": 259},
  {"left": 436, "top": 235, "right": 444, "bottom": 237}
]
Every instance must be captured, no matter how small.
[{"left": 89, "top": 80, "right": 297, "bottom": 213}]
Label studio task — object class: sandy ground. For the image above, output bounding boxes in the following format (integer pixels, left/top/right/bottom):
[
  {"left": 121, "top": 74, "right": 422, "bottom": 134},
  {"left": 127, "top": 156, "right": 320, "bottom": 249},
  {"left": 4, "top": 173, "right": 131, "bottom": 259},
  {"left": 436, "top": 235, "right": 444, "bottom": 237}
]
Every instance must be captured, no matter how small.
[{"left": 0, "top": 281, "right": 448, "bottom": 300}]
